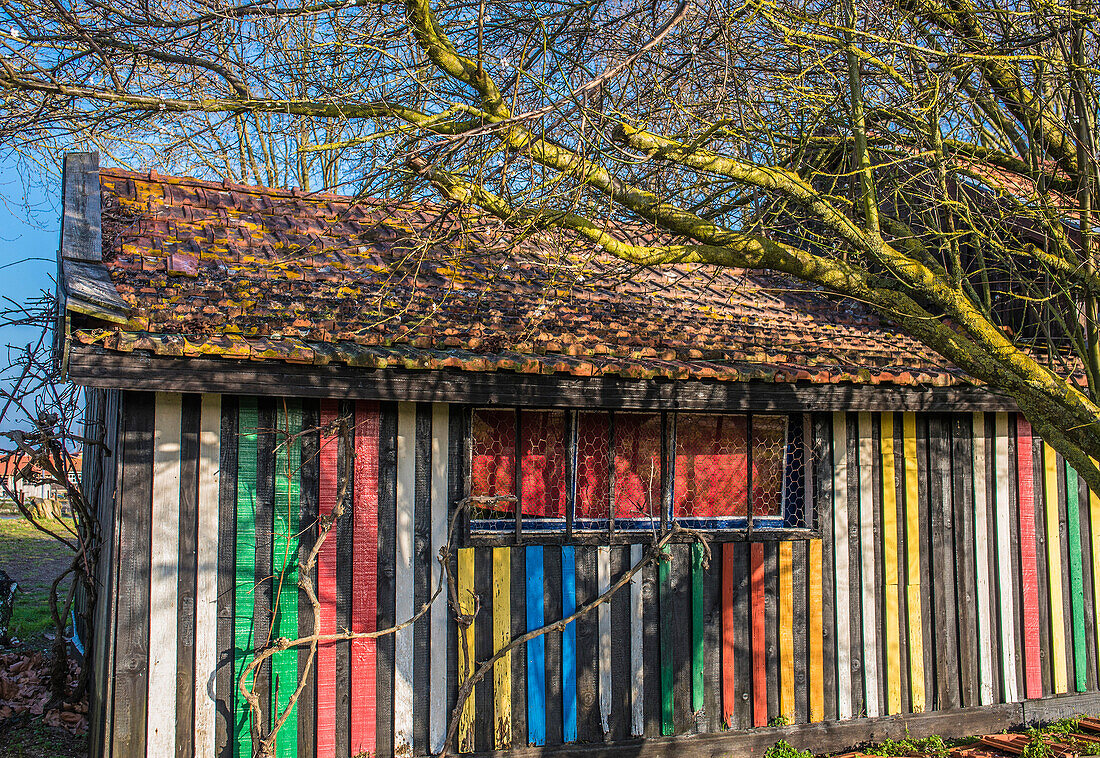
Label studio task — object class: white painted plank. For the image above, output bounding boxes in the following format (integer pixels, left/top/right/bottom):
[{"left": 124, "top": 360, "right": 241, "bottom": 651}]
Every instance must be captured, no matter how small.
[
  {"left": 832, "top": 411, "right": 853, "bottom": 720},
  {"left": 598, "top": 545, "right": 612, "bottom": 734},
  {"left": 395, "top": 403, "right": 417, "bottom": 753},
  {"left": 147, "top": 392, "right": 182, "bottom": 755},
  {"left": 630, "top": 543, "right": 644, "bottom": 736},
  {"left": 994, "top": 413, "right": 1020, "bottom": 702},
  {"left": 972, "top": 412, "right": 995, "bottom": 705},
  {"left": 857, "top": 412, "right": 879, "bottom": 718},
  {"left": 430, "top": 404, "right": 451, "bottom": 754},
  {"left": 194, "top": 394, "right": 221, "bottom": 757}
]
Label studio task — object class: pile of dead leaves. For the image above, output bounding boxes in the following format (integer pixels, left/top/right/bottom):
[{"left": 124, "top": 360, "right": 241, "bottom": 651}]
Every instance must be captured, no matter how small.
[{"left": 0, "top": 650, "right": 87, "bottom": 735}]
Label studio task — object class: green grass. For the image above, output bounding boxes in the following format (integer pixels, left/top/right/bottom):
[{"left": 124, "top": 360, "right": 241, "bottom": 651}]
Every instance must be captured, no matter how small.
[
  {"left": 0, "top": 517, "right": 76, "bottom": 645},
  {"left": 0, "top": 717, "right": 86, "bottom": 758}
]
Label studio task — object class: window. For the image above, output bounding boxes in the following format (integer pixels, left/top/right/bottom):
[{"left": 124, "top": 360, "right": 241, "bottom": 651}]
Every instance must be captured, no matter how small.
[{"left": 469, "top": 408, "right": 812, "bottom": 536}]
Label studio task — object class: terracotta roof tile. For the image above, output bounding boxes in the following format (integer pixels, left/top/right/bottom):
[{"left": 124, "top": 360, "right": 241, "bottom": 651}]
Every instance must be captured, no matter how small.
[{"left": 70, "top": 167, "right": 972, "bottom": 387}]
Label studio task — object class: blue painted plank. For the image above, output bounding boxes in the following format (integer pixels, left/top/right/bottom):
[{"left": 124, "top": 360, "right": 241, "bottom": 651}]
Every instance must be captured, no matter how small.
[
  {"left": 526, "top": 547, "right": 546, "bottom": 746},
  {"left": 562, "top": 546, "right": 577, "bottom": 743}
]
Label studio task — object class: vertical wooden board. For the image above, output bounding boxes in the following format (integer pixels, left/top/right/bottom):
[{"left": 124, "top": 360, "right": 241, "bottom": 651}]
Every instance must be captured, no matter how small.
[
  {"left": 700, "top": 543, "right": 722, "bottom": 733},
  {"left": 971, "top": 413, "right": 995, "bottom": 706},
  {"left": 812, "top": 415, "right": 835, "bottom": 723},
  {"left": 272, "top": 400, "right": 302, "bottom": 758},
  {"left": 149, "top": 392, "right": 183, "bottom": 757},
  {"left": 351, "top": 401, "right": 381, "bottom": 758},
  {"left": 845, "top": 415, "right": 864, "bottom": 720},
  {"left": 176, "top": 395, "right": 200, "bottom": 758},
  {"left": 336, "top": 401, "right": 354, "bottom": 758},
  {"left": 951, "top": 415, "right": 978, "bottom": 709},
  {"left": 720, "top": 543, "right": 736, "bottom": 728},
  {"left": 779, "top": 541, "right": 795, "bottom": 722},
  {"left": 1008, "top": 419, "right": 1027, "bottom": 699},
  {"left": 993, "top": 413, "right": 1020, "bottom": 703},
  {"left": 870, "top": 414, "right": 887, "bottom": 713},
  {"left": 598, "top": 545, "right": 613, "bottom": 735},
  {"left": 1057, "top": 454, "right": 1079, "bottom": 694},
  {"left": 729, "top": 543, "right": 752, "bottom": 730},
  {"left": 576, "top": 546, "right": 601, "bottom": 741},
  {"left": 233, "top": 398, "right": 259, "bottom": 758},
  {"left": 526, "top": 546, "right": 547, "bottom": 747},
  {"left": 892, "top": 414, "right": 911, "bottom": 715},
  {"left": 808, "top": 539, "right": 824, "bottom": 723},
  {"left": 114, "top": 392, "right": 155, "bottom": 758},
  {"left": 880, "top": 413, "right": 901, "bottom": 715},
  {"left": 474, "top": 547, "right": 495, "bottom": 754},
  {"left": 658, "top": 545, "right": 674, "bottom": 735},
  {"left": 429, "top": 404, "right": 450, "bottom": 755},
  {"left": 1042, "top": 442, "right": 1068, "bottom": 694},
  {"left": 610, "top": 547, "right": 632, "bottom": 741},
  {"left": 562, "top": 546, "right": 579, "bottom": 743},
  {"left": 750, "top": 542, "right": 766, "bottom": 727},
  {"left": 1033, "top": 435, "right": 1053, "bottom": 697},
  {"left": 928, "top": 415, "right": 960, "bottom": 710},
  {"left": 792, "top": 540, "right": 808, "bottom": 725},
  {"left": 915, "top": 415, "right": 936, "bottom": 710},
  {"left": 980, "top": 413, "right": 1002, "bottom": 704},
  {"left": 297, "top": 401, "right": 318, "bottom": 758},
  {"left": 196, "top": 394, "right": 222, "bottom": 758},
  {"left": 630, "top": 543, "right": 645, "bottom": 738},
  {"left": 672, "top": 544, "right": 693, "bottom": 734},
  {"left": 457, "top": 547, "right": 476, "bottom": 753},
  {"left": 376, "top": 404, "right": 398, "bottom": 758},
  {"left": 1065, "top": 462, "right": 1087, "bottom": 692},
  {"left": 493, "top": 547, "right": 513, "bottom": 748},
  {"left": 446, "top": 409, "right": 465, "bottom": 748},
  {"left": 1017, "top": 416, "right": 1043, "bottom": 699},
  {"left": 1091, "top": 476, "right": 1100, "bottom": 689},
  {"left": 856, "top": 412, "right": 880, "bottom": 719},
  {"left": 215, "top": 396, "right": 238, "bottom": 758},
  {"left": 690, "top": 543, "right": 706, "bottom": 723},
  {"left": 901, "top": 413, "right": 925, "bottom": 713},
  {"left": 395, "top": 403, "right": 417, "bottom": 755},
  {"left": 544, "top": 546, "right": 565, "bottom": 745},
  {"left": 256, "top": 402, "right": 277, "bottom": 734},
  {"left": 642, "top": 553, "right": 661, "bottom": 738},
  {"left": 510, "top": 546, "right": 528, "bottom": 748},
  {"left": 412, "top": 403, "right": 432, "bottom": 756},
  {"left": 763, "top": 542, "right": 779, "bottom": 724},
  {"left": 830, "top": 412, "right": 853, "bottom": 720},
  {"left": 1078, "top": 470, "right": 1098, "bottom": 692},
  {"left": 316, "top": 401, "right": 339, "bottom": 758}
]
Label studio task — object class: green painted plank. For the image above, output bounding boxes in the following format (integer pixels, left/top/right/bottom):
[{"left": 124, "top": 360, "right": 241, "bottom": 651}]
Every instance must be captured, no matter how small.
[
  {"left": 273, "top": 401, "right": 303, "bottom": 756},
  {"left": 1067, "top": 463, "right": 1087, "bottom": 692},
  {"left": 234, "top": 399, "right": 259, "bottom": 758},
  {"left": 658, "top": 546, "right": 673, "bottom": 736},
  {"left": 691, "top": 542, "right": 704, "bottom": 715}
]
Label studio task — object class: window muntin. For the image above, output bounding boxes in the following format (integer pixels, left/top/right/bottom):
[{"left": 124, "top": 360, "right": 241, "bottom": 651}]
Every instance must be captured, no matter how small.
[{"left": 469, "top": 408, "right": 809, "bottom": 534}]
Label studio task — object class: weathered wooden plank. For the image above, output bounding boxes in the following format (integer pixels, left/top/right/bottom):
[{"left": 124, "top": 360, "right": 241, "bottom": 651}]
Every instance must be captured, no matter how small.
[
  {"left": 1017, "top": 416, "right": 1043, "bottom": 699},
  {"left": 610, "top": 547, "right": 632, "bottom": 741},
  {"left": 700, "top": 543, "right": 721, "bottom": 733},
  {"left": 630, "top": 543, "right": 645, "bottom": 737},
  {"left": 929, "top": 415, "right": 960, "bottom": 710},
  {"left": 750, "top": 542, "right": 766, "bottom": 727},
  {"left": 856, "top": 412, "right": 879, "bottom": 718},
  {"left": 880, "top": 413, "right": 901, "bottom": 715},
  {"left": 458, "top": 547, "right": 476, "bottom": 753},
  {"left": 494, "top": 547, "right": 514, "bottom": 748},
  {"left": 763, "top": 543, "right": 779, "bottom": 724},
  {"left": 412, "top": 402, "right": 432, "bottom": 756},
  {"left": 114, "top": 392, "right": 155, "bottom": 758},
  {"left": 545, "top": 546, "right": 565, "bottom": 745},
  {"left": 657, "top": 545, "right": 673, "bottom": 735},
  {"left": 376, "top": 403, "right": 397, "bottom": 758},
  {"left": 297, "top": 401, "right": 318, "bottom": 758},
  {"left": 577, "top": 546, "right": 602, "bottom": 741},
  {"left": 475, "top": 547, "right": 495, "bottom": 754},
  {"left": 176, "top": 395, "right": 199, "bottom": 758},
  {"left": 971, "top": 413, "right": 994, "bottom": 706},
  {"left": 316, "top": 401, "right": 339, "bottom": 758},
  {"left": 215, "top": 396, "right": 238, "bottom": 758},
  {"left": 253, "top": 400, "right": 275, "bottom": 739},
  {"left": 1042, "top": 442, "right": 1069, "bottom": 694},
  {"left": 511, "top": 545, "right": 528, "bottom": 749},
  {"left": 1032, "top": 432, "right": 1052, "bottom": 697},
  {"left": 915, "top": 415, "right": 936, "bottom": 710},
  {"left": 779, "top": 541, "right": 795, "bottom": 722},
  {"left": 845, "top": 416, "right": 864, "bottom": 720},
  {"left": 430, "top": 403, "right": 452, "bottom": 755},
  {"left": 233, "top": 398, "right": 259, "bottom": 758},
  {"left": 336, "top": 401, "right": 354, "bottom": 758},
  {"left": 527, "top": 547, "right": 547, "bottom": 747},
  {"left": 690, "top": 543, "right": 704, "bottom": 721},
  {"left": 1065, "top": 461, "right": 1087, "bottom": 693},
  {"left": 563, "top": 546, "right": 579, "bottom": 743},
  {"left": 599, "top": 545, "right": 613, "bottom": 735},
  {"left": 1090, "top": 471, "right": 1100, "bottom": 689},
  {"left": 812, "top": 415, "right": 834, "bottom": 723},
  {"left": 792, "top": 540, "right": 808, "bottom": 725},
  {"left": 195, "top": 394, "right": 222, "bottom": 758},
  {"left": 890, "top": 413, "right": 910, "bottom": 715},
  {"left": 720, "top": 543, "right": 735, "bottom": 728},
  {"left": 901, "top": 412, "right": 925, "bottom": 713},
  {"left": 352, "top": 401, "right": 381, "bottom": 756},
  {"left": 1079, "top": 467, "right": 1098, "bottom": 693},
  {"left": 994, "top": 413, "right": 1019, "bottom": 703},
  {"left": 672, "top": 544, "right": 693, "bottom": 733},
  {"left": 272, "top": 400, "right": 302, "bottom": 758},
  {"left": 395, "top": 403, "right": 417, "bottom": 755},
  {"left": 831, "top": 412, "right": 852, "bottom": 721},
  {"left": 730, "top": 543, "right": 752, "bottom": 731},
  {"left": 149, "top": 392, "right": 183, "bottom": 757},
  {"left": 951, "top": 414, "right": 977, "bottom": 709}
]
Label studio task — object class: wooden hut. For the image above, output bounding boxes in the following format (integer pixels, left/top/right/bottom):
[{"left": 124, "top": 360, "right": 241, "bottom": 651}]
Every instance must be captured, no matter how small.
[{"left": 59, "top": 151, "right": 1100, "bottom": 758}]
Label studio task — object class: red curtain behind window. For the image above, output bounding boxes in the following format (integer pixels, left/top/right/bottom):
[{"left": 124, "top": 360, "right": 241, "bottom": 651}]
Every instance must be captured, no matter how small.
[
  {"left": 470, "top": 410, "right": 516, "bottom": 514},
  {"left": 673, "top": 414, "right": 748, "bottom": 518},
  {"left": 613, "top": 413, "right": 663, "bottom": 520},
  {"left": 575, "top": 412, "right": 611, "bottom": 518},
  {"left": 520, "top": 410, "right": 568, "bottom": 518}
]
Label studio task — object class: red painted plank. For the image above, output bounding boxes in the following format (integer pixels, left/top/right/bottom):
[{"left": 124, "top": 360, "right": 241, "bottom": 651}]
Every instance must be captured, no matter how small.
[
  {"left": 750, "top": 542, "right": 766, "bottom": 727},
  {"left": 351, "top": 401, "right": 380, "bottom": 756},
  {"left": 316, "top": 400, "right": 339, "bottom": 758},
  {"left": 721, "top": 543, "right": 735, "bottom": 727},
  {"left": 1017, "top": 416, "right": 1043, "bottom": 699}
]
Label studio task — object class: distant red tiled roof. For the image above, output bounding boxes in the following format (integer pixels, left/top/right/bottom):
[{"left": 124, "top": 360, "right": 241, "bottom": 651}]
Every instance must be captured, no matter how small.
[{"left": 66, "top": 168, "right": 969, "bottom": 387}]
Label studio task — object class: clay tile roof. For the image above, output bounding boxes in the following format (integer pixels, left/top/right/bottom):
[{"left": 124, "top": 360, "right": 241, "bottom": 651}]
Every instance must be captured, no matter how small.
[{"left": 67, "top": 167, "right": 967, "bottom": 387}]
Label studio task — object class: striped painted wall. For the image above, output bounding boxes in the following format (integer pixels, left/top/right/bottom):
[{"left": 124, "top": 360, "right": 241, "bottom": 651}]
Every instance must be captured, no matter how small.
[{"left": 87, "top": 393, "right": 1100, "bottom": 758}]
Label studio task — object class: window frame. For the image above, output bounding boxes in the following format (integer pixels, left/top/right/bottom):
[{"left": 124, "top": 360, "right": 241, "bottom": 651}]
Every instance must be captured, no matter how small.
[{"left": 463, "top": 406, "right": 820, "bottom": 544}]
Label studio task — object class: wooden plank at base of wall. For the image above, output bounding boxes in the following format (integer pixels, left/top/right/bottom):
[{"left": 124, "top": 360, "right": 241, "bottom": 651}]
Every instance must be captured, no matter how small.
[
  {"left": 830, "top": 412, "right": 852, "bottom": 721},
  {"left": 880, "top": 413, "right": 901, "bottom": 715},
  {"left": 951, "top": 415, "right": 977, "bottom": 709},
  {"left": 431, "top": 403, "right": 452, "bottom": 755},
  {"left": 494, "top": 547, "right": 514, "bottom": 748},
  {"left": 812, "top": 415, "right": 835, "bottom": 723},
  {"left": 791, "top": 539, "right": 808, "bottom": 725},
  {"left": 511, "top": 545, "right": 529, "bottom": 748},
  {"left": 475, "top": 547, "right": 496, "bottom": 754},
  {"left": 610, "top": 547, "right": 632, "bottom": 741},
  {"left": 971, "top": 412, "right": 995, "bottom": 706},
  {"left": 195, "top": 394, "right": 222, "bottom": 758},
  {"left": 1065, "top": 462, "right": 1087, "bottom": 692},
  {"left": 1042, "top": 442, "right": 1069, "bottom": 694},
  {"left": 176, "top": 395, "right": 200, "bottom": 758},
  {"left": 214, "top": 396, "right": 238, "bottom": 758},
  {"left": 395, "top": 403, "right": 417, "bottom": 755},
  {"left": 296, "top": 400, "right": 318, "bottom": 758},
  {"left": 527, "top": 547, "right": 547, "bottom": 747},
  {"left": 545, "top": 546, "right": 565, "bottom": 745},
  {"left": 901, "top": 413, "right": 925, "bottom": 713},
  {"left": 1078, "top": 470, "right": 1098, "bottom": 693},
  {"left": 1017, "top": 416, "right": 1043, "bottom": 699},
  {"left": 845, "top": 416, "right": 864, "bottom": 721},
  {"left": 856, "top": 412, "right": 880, "bottom": 719},
  {"left": 351, "top": 401, "right": 381, "bottom": 757},
  {"left": 376, "top": 403, "right": 398, "bottom": 758},
  {"left": 994, "top": 413, "right": 1020, "bottom": 703}
]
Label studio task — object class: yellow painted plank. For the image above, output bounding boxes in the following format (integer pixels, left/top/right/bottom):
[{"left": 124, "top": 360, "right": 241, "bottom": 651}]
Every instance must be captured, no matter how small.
[
  {"left": 808, "top": 539, "right": 824, "bottom": 723},
  {"left": 493, "top": 547, "right": 512, "bottom": 748},
  {"left": 458, "top": 548, "right": 476, "bottom": 752},
  {"left": 1043, "top": 442, "right": 1068, "bottom": 693},
  {"left": 1091, "top": 463, "right": 1100, "bottom": 685},
  {"left": 881, "top": 413, "right": 901, "bottom": 715},
  {"left": 903, "top": 412, "right": 926, "bottom": 712},
  {"left": 779, "top": 541, "right": 794, "bottom": 721}
]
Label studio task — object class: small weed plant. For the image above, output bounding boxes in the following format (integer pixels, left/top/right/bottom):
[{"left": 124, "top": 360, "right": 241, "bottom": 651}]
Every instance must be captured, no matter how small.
[
  {"left": 763, "top": 739, "right": 812, "bottom": 758},
  {"left": 864, "top": 733, "right": 948, "bottom": 757}
]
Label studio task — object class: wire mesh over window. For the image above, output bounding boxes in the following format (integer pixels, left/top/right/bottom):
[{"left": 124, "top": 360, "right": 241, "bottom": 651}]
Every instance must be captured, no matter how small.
[{"left": 469, "top": 408, "right": 811, "bottom": 534}]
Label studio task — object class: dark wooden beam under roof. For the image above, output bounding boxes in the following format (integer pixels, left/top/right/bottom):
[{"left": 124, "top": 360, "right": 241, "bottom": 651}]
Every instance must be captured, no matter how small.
[{"left": 68, "top": 344, "right": 1018, "bottom": 411}]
